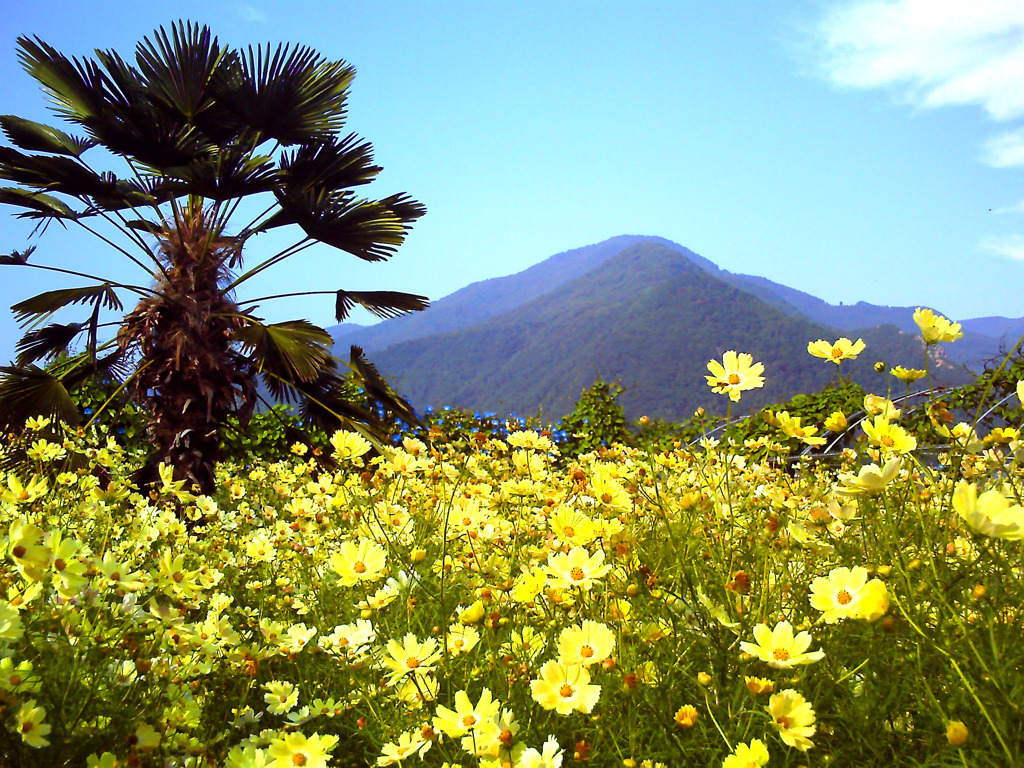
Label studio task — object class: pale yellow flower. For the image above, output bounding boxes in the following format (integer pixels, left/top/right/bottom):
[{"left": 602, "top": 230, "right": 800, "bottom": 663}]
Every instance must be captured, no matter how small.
[
  {"left": 809, "top": 566, "right": 888, "bottom": 623},
  {"left": 542, "top": 547, "right": 611, "bottom": 592},
  {"left": 891, "top": 366, "right": 927, "bottom": 384},
  {"left": 433, "top": 688, "right": 501, "bottom": 738},
  {"left": 739, "top": 621, "right": 824, "bottom": 669},
  {"left": 530, "top": 660, "right": 601, "bottom": 715},
  {"left": 705, "top": 351, "right": 766, "bottom": 402},
  {"left": 836, "top": 457, "right": 902, "bottom": 495},
  {"left": 914, "top": 307, "right": 963, "bottom": 344},
  {"left": 722, "top": 738, "right": 769, "bottom": 768},
  {"left": 330, "top": 430, "right": 372, "bottom": 460},
  {"left": 267, "top": 732, "right": 338, "bottom": 768},
  {"left": 16, "top": 699, "right": 51, "bottom": 748},
  {"left": 953, "top": 481, "right": 1024, "bottom": 540},
  {"left": 807, "top": 337, "right": 865, "bottom": 364},
  {"left": 775, "top": 411, "right": 827, "bottom": 446},
  {"left": 330, "top": 538, "right": 388, "bottom": 587},
  {"left": 766, "top": 689, "right": 816, "bottom": 750},
  {"left": 862, "top": 415, "right": 916, "bottom": 454},
  {"left": 556, "top": 620, "right": 616, "bottom": 667}
]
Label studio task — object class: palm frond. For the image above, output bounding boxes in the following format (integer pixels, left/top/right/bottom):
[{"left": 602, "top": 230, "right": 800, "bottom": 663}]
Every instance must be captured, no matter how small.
[
  {"left": 348, "top": 344, "right": 419, "bottom": 426},
  {"left": 266, "top": 189, "right": 426, "bottom": 261},
  {"left": 0, "top": 365, "right": 80, "bottom": 431},
  {"left": 11, "top": 284, "right": 123, "bottom": 326},
  {"left": 0, "top": 246, "right": 36, "bottom": 265},
  {"left": 335, "top": 290, "right": 429, "bottom": 322},
  {"left": 16, "top": 36, "right": 108, "bottom": 124},
  {"left": 280, "top": 133, "right": 380, "bottom": 192},
  {"left": 15, "top": 323, "right": 84, "bottom": 366},
  {"left": 0, "top": 188, "right": 79, "bottom": 220},
  {"left": 160, "top": 146, "right": 280, "bottom": 201},
  {"left": 0, "top": 115, "right": 96, "bottom": 157},
  {"left": 234, "top": 319, "right": 333, "bottom": 384},
  {"left": 134, "top": 21, "right": 224, "bottom": 122},
  {"left": 215, "top": 43, "right": 355, "bottom": 145}
]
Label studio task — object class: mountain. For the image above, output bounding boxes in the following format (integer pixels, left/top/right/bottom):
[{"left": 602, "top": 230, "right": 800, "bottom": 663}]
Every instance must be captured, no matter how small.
[
  {"left": 330, "top": 235, "right": 708, "bottom": 352},
  {"left": 367, "top": 242, "right": 964, "bottom": 421}
]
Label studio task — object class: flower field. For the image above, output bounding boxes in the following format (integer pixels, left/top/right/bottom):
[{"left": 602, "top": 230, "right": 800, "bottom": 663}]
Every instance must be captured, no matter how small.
[{"left": 2, "top": 323, "right": 1024, "bottom": 767}]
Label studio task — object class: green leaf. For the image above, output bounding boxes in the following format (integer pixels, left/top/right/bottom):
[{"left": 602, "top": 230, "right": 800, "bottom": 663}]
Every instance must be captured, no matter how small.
[
  {"left": 234, "top": 318, "right": 333, "bottom": 384},
  {"left": 0, "top": 365, "right": 80, "bottom": 431},
  {"left": 0, "top": 115, "right": 96, "bottom": 157},
  {"left": 335, "top": 290, "right": 429, "bottom": 322},
  {"left": 11, "top": 284, "right": 123, "bottom": 326},
  {"left": 15, "top": 323, "right": 84, "bottom": 366},
  {"left": 266, "top": 189, "right": 426, "bottom": 262},
  {"left": 133, "top": 21, "right": 224, "bottom": 122},
  {"left": 0, "top": 187, "right": 79, "bottom": 220},
  {"left": 215, "top": 43, "right": 355, "bottom": 145}
]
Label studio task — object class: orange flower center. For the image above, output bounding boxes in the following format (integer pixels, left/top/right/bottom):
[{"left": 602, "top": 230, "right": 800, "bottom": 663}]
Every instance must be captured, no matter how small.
[
  {"left": 406, "top": 658, "right": 420, "bottom": 669},
  {"left": 353, "top": 561, "right": 366, "bottom": 574},
  {"left": 462, "top": 714, "right": 477, "bottom": 728},
  {"left": 727, "top": 373, "right": 741, "bottom": 385},
  {"left": 580, "top": 645, "right": 594, "bottom": 658},
  {"left": 837, "top": 590, "right": 852, "bottom": 605},
  {"left": 776, "top": 715, "right": 792, "bottom": 729},
  {"left": 559, "top": 684, "right": 574, "bottom": 698},
  {"left": 563, "top": 525, "right": 575, "bottom": 537},
  {"left": 570, "top": 567, "right": 585, "bottom": 581},
  {"left": 881, "top": 435, "right": 895, "bottom": 447},
  {"left": 772, "top": 648, "right": 790, "bottom": 661},
  {"left": 831, "top": 347, "right": 844, "bottom": 358}
]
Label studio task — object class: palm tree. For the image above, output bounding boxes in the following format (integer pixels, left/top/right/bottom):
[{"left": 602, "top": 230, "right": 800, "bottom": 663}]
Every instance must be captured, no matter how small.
[{"left": 0, "top": 21, "right": 427, "bottom": 495}]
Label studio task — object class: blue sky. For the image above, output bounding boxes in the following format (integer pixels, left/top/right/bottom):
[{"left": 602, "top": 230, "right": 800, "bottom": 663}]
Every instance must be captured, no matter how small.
[{"left": 1, "top": 1, "right": 1022, "bottom": 364}]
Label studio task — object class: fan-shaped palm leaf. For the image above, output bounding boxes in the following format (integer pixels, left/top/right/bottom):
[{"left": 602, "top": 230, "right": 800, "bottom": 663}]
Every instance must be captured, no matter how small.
[
  {"left": 16, "top": 36, "right": 108, "bottom": 124},
  {"left": 12, "top": 284, "right": 123, "bottom": 326},
  {"left": 234, "top": 318, "right": 333, "bottom": 384},
  {"left": 160, "top": 147, "right": 280, "bottom": 201},
  {"left": 215, "top": 43, "right": 355, "bottom": 145},
  {"left": 15, "top": 322, "right": 84, "bottom": 365},
  {"left": 0, "top": 116, "right": 96, "bottom": 157},
  {"left": 266, "top": 189, "right": 425, "bottom": 261},
  {"left": 348, "top": 344, "right": 418, "bottom": 426},
  {"left": 335, "top": 290, "right": 429, "bottom": 322},
  {"left": 0, "top": 365, "right": 80, "bottom": 431},
  {"left": 280, "top": 133, "right": 380, "bottom": 192},
  {"left": 134, "top": 21, "right": 224, "bottom": 122},
  {"left": 0, "top": 188, "right": 78, "bottom": 220}
]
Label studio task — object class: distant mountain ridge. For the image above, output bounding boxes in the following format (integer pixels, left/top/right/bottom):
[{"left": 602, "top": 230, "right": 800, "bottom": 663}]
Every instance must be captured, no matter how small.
[{"left": 325, "top": 236, "right": 1014, "bottom": 420}]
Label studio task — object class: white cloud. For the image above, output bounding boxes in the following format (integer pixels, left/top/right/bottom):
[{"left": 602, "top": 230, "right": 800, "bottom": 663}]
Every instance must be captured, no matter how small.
[
  {"left": 980, "top": 233, "right": 1024, "bottom": 261},
  {"left": 816, "top": 0, "right": 1024, "bottom": 120},
  {"left": 239, "top": 4, "right": 269, "bottom": 23},
  {"left": 991, "top": 199, "right": 1024, "bottom": 215},
  {"left": 814, "top": 1, "right": 1024, "bottom": 167},
  {"left": 982, "top": 128, "right": 1024, "bottom": 167}
]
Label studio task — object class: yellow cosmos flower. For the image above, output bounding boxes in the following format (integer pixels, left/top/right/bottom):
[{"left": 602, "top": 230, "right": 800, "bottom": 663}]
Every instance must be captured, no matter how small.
[
  {"left": 739, "top": 621, "right": 825, "bottom": 669},
  {"left": 824, "top": 410, "right": 848, "bottom": 432},
  {"left": 913, "top": 307, "right": 963, "bottom": 344},
  {"left": 549, "top": 505, "right": 596, "bottom": 547},
  {"left": 766, "top": 689, "right": 816, "bottom": 751},
  {"left": 775, "top": 411, "right": 827, "bottom": 446},
  {"left": 674, "top": 704, "right": 698, "bottom": 727},
  {"left": 722, "top": 738, "right": 769, "bottom": 768},
  {"left": 863, "top": 395, "right": 901, "bottom": 419},
  {"left": 330, "top": 538, "right": 388, "bottom": 587},
  {"left": 952, "top": 481, "right": 1024, "bottom": 540},
  {"left": 891, "top": 366, "right": 927, "bottom": 384},
  {"left": 705, "top": 351, "right": 766, "bottom": 402},
  {"left": 433, "top": 687, "right": 501, "bottom": 738},
  {"left": 376, "top": 730, "right": 431, "bottom": 766},
  {"left": 382, "top": 633, "right": 443, "bottom": 684},
  {"left": 807, "top": 337, "right": 866, "bottom": 364},
  {"left": 530, "top": 660, "right": 601, "bottom": 715},
  {"left": 16, "top": 699, "right": 51, "bottom": 748},
  {"left": 808, "top": 566, "right": 887, "bottom": 623},
  {"left": 542, "top": 547, "right": 611, "bottom": 592},
  {"left": 862, "top": 415, "right": 917, "bottom": 454},
  {"left": 556, "top": 620, "right": 616, "bottom": 667},
  {"left": 836, "top": 457, "right": 902, "bottom": 495},
  {"left": 330, "top": 429, "right": 372, "bottom": 460},
  {"left": 267, "top": 732, "right": 338, "bottom": 768}
]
